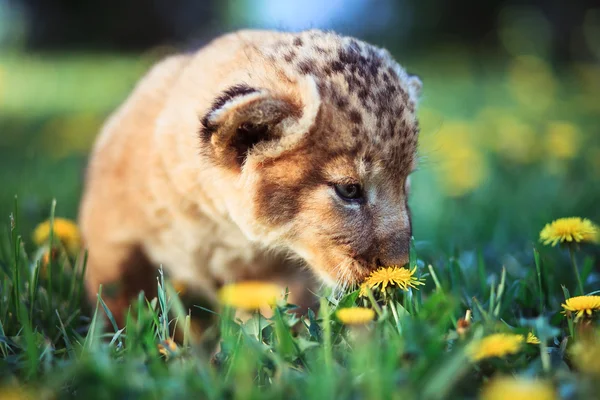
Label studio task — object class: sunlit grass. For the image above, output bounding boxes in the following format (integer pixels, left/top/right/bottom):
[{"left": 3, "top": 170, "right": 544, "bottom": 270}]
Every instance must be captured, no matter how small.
[{"left": 0, "top": 207, "right": 599, "bottom": 398}]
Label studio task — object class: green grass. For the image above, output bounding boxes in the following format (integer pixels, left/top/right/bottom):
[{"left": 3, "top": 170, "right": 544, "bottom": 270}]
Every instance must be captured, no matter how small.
[
  {"left": 0, "top": 201, "right": 599, "bottom": 399},
  {"left": 1, "top": 51, "right": 600, "bottom": 399}
]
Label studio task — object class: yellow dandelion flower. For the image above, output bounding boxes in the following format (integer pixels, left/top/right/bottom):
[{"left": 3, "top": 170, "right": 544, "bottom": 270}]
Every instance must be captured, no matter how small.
[
  {"left": 158, "top": 338, "right": 178, "bottom": 357},
  {"left": 358, "top": 282, "right": 370, "bottom": 297},
  {"left": 336, "top": 307, "right": 375, "bottom": 325},
  {"left": 545, "top": 121, "right": 581, "bottom": 160},
  {"left": 561, "top": 295, "right": 600, "bottom": 320},
  {"left": 218, "top": 281, "right": 282, "bottom": 310},
  {"left": 426, "top": 121, "right": 487, "bottom": 197},
  {"left": 570, "top": 334, "right": 600, "bottom": 376},
  {"left": 481, "top": 376, "right": 556, "bottom": 400},
  {"left": 508, "top": 55, "right": 556, "bottom": 114},
  {"left": 526, "top": 332, "right": 541, "bottom": 344},
  {"left": 539, "top": 217, "right": 599, "bottom": 247},
  {"left": 360, "top": 266, "right": 424, "bottom": 297},
  {"left": 33, "top": 218, "right": 81, "bottom": 255},
  {"left": 468, "top": 333, "right": 524, "bottom": 361},
  {"left": 492, "top": 115, "right": 538, "bottom": 164}
]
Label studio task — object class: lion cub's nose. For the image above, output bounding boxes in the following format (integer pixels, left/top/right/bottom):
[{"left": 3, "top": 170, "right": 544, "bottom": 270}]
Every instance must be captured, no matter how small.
[
  {"left": 376, "top": 234, "right": 410, "bottom": 267},
  {"left": 377, "top": 253, "right": 410, "bottom": 268}
]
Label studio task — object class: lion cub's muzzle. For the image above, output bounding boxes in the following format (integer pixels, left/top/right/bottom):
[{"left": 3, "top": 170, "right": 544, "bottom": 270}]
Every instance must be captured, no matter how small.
[{"left": 356, "top": 230, "right": 411, "bottom": 269}]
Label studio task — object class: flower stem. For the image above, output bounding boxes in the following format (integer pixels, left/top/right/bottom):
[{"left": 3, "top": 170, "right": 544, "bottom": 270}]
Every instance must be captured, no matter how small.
[
  {"left": 539, "top": 339, "right": 550, "bottom": 374},
  {"left": 256, "top": 309, "right": 262, "bottom": 343},
  {"left": 388, "top": 301, "right": 402, "bottom": 335},
  {"left": 366, "top": 289, "right": 383, "bottom": 317},
  {"left": 319, "top": 297, "right": 333, "bottom": 371},
  {"left": 569, "top": 246, "right": 584, "bottom": 296}
]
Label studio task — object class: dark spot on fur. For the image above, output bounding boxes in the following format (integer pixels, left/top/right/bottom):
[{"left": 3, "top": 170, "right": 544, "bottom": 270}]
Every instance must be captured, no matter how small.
[
  {"left": 333, "top": 92, "right": 348, "bottom": 110},
  {"left": 317, "top": 80, "right": 328, "bottom": 97},
  {"left": 331, "top": 60, "right": 345, "bottom": 73},
  {"left": 358, "top": 88, "right": 368, "bottom": 103},
  {"left": 349, "top": 110, "right": 362, "bottom": 125},
  {"left": 297, "top": 59, "right": 315, "bottom": 75},
  {"left": 284, "top": 51, "right": 297, "bottom": 63},
  {"left": 386, "top": 84, "right": 397, "bottom": 95},
  {"left": 366, "top": 47, "right": 382, "bottom": 75},
  {"left": 338, "top": 47, "right": 361, "bottom": 68},
  {"left": 353, "top": 63, "right": 366, "bottom": 78},
  {"left": 400, "top": 88, "right": 409, "bottom": 103},
  {"left": 396, "top": 103, "right": 405, "bottom": 115},
  {"left": 353, "top": 141, "right": 365, "bottom": 154},
  {"left": 293, "top": 37, "right": 304, "bottom": 47},
  {"left": 388, "top": 119, "right": 397, "bottom": 136},
  {"left": 346, "top": 74, "right": 361, "bottom": 93}
]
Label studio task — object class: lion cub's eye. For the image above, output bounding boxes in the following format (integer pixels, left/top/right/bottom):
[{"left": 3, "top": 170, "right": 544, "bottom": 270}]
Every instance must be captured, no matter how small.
[{"left": 334, "top": 183, "right": 363, "bottom": 202}]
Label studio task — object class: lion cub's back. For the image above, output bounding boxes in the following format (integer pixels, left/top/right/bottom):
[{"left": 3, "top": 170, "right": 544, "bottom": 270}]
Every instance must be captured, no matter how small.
[{"left": 78, "top": 54, "right": 192, "bottom": 245}]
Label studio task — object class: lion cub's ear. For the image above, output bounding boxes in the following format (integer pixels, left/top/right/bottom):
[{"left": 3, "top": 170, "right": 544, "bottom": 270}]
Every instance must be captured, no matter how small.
[{"left": 200, "top": 84, "right": 304, "bottom": 167}]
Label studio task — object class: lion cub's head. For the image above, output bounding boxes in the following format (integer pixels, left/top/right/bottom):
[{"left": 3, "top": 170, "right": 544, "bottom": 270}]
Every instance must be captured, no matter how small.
[{"left": 199, "top": 30, "right": 421, "bottom": 288}]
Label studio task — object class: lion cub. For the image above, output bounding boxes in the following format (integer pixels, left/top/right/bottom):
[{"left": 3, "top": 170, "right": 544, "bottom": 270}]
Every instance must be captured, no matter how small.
[{"left": 78, "top": 29, "right": 422, "bottom": 325}]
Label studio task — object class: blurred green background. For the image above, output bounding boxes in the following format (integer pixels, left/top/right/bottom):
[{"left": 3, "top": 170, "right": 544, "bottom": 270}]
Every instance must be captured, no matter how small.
[{"left": 0, "top": 0, "right": 599, "bottom": 256}]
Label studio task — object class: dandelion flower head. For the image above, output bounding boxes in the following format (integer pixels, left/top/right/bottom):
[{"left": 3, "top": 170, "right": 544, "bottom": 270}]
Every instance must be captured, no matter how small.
[
  {"left": 481, "top": 376, "right": 556, "bottom": 400},
  {"left": 526, "top": 332, "right": 541, "bottom": 344},
  {"left": 360, "top": 266, "right": 424, "bottom": 297},
  {"left": 218, "top": 281, "right": 282, "bottom": 311},
  {"left": 561, "top": 295, "right": 600, "bottom": 320},
  {"left": 539, "top": 217, "right": 598, "bottom": 247},
  {"left": 469, "top": 333, "right": 524, "bottom": 361},
  {"left": 33, "top": 217, "right": 81, "bottom": 255},
  {"left": 336, "top": 307, "right": 375, "bottom": 325}
]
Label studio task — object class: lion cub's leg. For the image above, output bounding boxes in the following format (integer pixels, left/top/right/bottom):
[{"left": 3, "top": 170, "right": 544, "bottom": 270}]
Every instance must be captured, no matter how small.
[{"left": 85, "top": 242, "right": 158, "bottom": 328}]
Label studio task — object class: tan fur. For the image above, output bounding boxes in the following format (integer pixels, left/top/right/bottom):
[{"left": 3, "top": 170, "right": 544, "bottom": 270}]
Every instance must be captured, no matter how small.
[{"left": 79, "top": 29, "right": 422, "bottom": 325}]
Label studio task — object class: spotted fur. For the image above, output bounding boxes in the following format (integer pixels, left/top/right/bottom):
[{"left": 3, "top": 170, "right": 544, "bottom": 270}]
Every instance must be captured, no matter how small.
[{"left": 79, "top": 29, "right": 422, "bottom": 326}]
